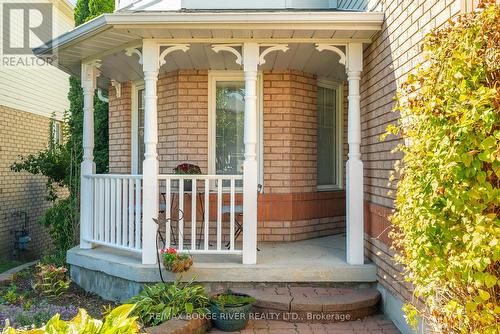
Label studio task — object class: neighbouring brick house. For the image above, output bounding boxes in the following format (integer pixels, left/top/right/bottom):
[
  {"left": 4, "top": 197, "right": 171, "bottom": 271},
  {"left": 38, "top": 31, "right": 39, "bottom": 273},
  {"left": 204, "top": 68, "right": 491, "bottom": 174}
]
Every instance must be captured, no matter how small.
[
  {"left": 38, "top": 0, "right": 496, "bottom": 332},
  {"left": 0, "top": 0, "right": 74, "bottom": 260}
]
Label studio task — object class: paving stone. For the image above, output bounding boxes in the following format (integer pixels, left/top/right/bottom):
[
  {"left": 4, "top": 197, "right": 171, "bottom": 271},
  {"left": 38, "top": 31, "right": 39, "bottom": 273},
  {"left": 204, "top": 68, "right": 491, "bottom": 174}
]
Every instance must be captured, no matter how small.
[
  {"left": 207, "top": 315, "right": 401, "bottom": 333},
  {"left": 290, "top": 295, "right": 323, "bottom": 312},
  {"left": 254, "top": 294, "right": 293, "bottom": 311}
]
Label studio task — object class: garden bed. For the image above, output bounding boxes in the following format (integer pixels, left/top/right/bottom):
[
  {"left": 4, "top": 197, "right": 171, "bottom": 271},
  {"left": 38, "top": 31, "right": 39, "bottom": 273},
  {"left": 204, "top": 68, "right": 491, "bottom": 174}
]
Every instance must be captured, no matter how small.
[{"left": 0, "top": 265, "right": 115, "bottom": 328}]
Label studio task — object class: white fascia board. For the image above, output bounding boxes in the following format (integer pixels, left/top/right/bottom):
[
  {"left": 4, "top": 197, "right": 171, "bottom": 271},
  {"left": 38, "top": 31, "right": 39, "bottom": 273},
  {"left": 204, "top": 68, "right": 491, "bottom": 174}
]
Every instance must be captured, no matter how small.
[{"left": 108, "top": 11, "right": 384, "bottom": 27}]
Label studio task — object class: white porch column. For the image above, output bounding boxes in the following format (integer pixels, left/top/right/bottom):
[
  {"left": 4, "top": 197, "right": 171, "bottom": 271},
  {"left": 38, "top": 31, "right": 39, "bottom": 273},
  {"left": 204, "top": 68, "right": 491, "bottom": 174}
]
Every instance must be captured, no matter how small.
[
  {"left": 141, "top": 39, "right": 160, "bottom": 264},
  {"left": 80, "top": 62, "right": 99, "bottom": 249},
  {"left": 346, "top": 43, "right": 364, "bottom": 265},
  {"left": 242, "top": 43, "right": 259, "bottom": 265}
]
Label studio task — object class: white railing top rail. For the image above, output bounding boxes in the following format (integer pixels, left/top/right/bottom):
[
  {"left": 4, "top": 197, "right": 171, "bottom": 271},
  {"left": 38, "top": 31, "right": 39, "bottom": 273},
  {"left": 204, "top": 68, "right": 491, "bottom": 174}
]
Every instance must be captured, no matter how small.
[
  {"left": 158, "top": 174, "right": 242, "bottom": 180},
  {"left": 85, "top": 174, "right": 143, "bottom": 179}
]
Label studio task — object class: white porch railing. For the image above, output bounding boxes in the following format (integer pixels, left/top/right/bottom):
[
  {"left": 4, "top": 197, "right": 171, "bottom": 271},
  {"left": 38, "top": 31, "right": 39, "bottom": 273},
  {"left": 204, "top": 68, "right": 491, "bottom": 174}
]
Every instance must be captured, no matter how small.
[
  {"left": 158, "top": 174, "right": 244, "bottom": 255},
  {"left": 84, "top": 174, "right": 143, "bottom": 253},
  {"left": 82, "top": 174, "right": 243, "bottom": 257}
]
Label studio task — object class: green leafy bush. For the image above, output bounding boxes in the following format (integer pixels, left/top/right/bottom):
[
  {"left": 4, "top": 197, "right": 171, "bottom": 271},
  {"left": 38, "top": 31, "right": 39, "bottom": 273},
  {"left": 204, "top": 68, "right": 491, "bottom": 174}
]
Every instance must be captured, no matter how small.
[
  {"left": 1, "top": 304, "right": 141, "bottom": 334},
  {"left": 210, "top": 293, "right": 256, "bottom": 311},
  {"left": 383, "top": 2, "right": 499, "bottom": 333},
  {"left": 40, "top": 250, "right": 68, "bottom": 269},
  {"left": 1, "top": 285, "right": 24, "bottom": 305},
  {"left": 129, "top": 281, "right": 208, "bottom": 326},
  {"left": 33, "top": 264, "right": 70, "bottom": 298}
]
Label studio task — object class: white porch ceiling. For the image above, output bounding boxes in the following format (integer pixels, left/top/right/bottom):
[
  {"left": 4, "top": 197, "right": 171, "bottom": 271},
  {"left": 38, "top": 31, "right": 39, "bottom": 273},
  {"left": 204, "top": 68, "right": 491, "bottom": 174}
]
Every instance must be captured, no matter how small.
[{"left": 97, "top": 42, "right": 348, "bottom": 86}]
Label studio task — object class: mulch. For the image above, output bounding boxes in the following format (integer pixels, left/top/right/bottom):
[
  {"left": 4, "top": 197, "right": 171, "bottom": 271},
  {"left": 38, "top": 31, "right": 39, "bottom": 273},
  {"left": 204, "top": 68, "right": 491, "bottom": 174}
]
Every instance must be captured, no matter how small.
[{"left": 0, "top": 265, "right": 116, "bottom": 318}]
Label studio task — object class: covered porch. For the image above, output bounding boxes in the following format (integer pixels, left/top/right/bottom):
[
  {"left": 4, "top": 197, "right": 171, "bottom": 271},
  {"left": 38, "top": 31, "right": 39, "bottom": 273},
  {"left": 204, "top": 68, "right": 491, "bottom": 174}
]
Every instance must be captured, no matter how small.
[{"left": 40, "top": 10, "right": 384, "bottom": 267}]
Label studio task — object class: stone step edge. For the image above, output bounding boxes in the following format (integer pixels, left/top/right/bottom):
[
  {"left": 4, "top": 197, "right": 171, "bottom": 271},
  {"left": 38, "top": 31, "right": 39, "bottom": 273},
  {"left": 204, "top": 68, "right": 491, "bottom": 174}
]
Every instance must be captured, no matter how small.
[{"left": 231, "top": 288, "right": 381, "bottom": 323}]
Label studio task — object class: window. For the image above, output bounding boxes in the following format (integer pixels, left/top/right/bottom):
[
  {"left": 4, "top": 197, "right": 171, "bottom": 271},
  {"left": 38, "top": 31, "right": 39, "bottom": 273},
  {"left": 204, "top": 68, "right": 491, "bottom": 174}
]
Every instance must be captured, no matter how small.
[
  {"left": 317, "top": 80, "right": 342, "bottom": 190},
  {"left": 208, "top": 72, "right": 263, "bottom": 185},
  {"left": 132, "top": 82, "right": 145, "bottom": 174}
]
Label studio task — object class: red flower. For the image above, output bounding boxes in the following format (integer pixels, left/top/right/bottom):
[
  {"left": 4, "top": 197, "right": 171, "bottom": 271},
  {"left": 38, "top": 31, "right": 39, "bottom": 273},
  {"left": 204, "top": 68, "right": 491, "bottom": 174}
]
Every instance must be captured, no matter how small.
[
  {"left": 160, "top": 249, "right": 165, "bottom": 255},
  {"left": 167, "top": 247, "right": 176, "bottom": 254}
]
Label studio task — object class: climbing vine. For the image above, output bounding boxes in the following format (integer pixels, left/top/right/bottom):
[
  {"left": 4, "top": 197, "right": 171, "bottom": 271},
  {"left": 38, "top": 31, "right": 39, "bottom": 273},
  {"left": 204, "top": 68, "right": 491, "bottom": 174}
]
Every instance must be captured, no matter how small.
[{"left": 383, "top": 2, "right": 499, "bottom": 333}]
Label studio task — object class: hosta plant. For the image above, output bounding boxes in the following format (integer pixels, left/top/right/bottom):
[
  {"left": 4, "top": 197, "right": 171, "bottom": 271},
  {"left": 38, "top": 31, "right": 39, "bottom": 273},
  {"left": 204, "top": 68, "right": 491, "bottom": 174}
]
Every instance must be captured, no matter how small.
[
  {"left": 0, "top": 304, "right": 141, "bottom": 334},
  {"left": 129, "top": 280, "right": 208, "bottom": 326},
  {"left": 383, "top": 2, "right": 499, "bottom": 333},
  {"left": 33, "top": 264, "right": 70, "bottom": 298}
]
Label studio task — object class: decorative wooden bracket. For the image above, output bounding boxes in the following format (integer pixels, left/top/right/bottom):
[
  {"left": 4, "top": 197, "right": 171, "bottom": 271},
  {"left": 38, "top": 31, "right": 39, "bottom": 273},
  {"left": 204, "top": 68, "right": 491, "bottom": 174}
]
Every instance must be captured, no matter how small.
[
  {"left": 159, "top": 44, "right": 190, "bottom": 67},
  {"left": 258, "top": 44, "right": 289, "bottom": 65},
  {"left": 315, "top": 44, "right": 346, "bottom": 66},
  {"left": 111, "top": 80, "right": 122, "bottom": 98},
  {"left": 211, "top": 44, "right": 289, "bottom": 66},
  {"left": 212, "top": 44, "right": 243, "bottom": 65},
  {"left": 125, "top": 47, "right": 143, "bottom": 65}
]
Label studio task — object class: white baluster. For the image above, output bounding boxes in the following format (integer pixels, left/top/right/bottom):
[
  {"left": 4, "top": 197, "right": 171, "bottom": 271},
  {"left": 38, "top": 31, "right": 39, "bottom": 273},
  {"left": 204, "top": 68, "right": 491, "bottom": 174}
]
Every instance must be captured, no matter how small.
[
  {"left": 230, "top": 178, "right": 235, "bottom": 251},
  {"left": 128, "top": 179, "right": 134, "bottom": 248},
  {"left": 191, "top": 178, "right": 197, "bottom": 250},
  {"left": 110, "top": 178, "right": 116, "bottom": 245},
  {"left": 217, "top": 179, "right": 222, "bottom": 250},
  {"left": 122, "top": 178, "right": 128, "bottom": 246},
  {"left": 179, "top": 179, "right": 184, "bottom": 250},
  {"left": 135, "top": 178, "right": 142, "bottom": 250},
  {"left": 204, "top": 179, "right": 209, "bottom": 251},
  {"left": 116, "top": 178, "right": 122, "bottom": 246},
  {"left": 165, "top": 178, "right": 171, "bottom": 247}
]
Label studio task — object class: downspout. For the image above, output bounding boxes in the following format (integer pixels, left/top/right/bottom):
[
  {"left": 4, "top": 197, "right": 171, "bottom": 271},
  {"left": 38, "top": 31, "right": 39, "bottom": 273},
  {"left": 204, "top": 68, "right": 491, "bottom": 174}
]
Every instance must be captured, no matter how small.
[{"left": 97, "top": 89, "right": 109, "bottom": 103}]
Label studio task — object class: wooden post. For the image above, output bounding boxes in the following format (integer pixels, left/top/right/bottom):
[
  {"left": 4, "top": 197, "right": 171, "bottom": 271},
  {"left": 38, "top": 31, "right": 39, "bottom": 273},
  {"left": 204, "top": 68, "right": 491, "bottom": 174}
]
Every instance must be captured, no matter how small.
[
  {"left": 346, "top": 43, "right": 364, "bottom": 265},
  {"left": 80, "top": 62, "right": 99, "bottom": 249},
  {"left": 242, "top": 42, "right": 259, "bottom": 265},
  {"left": 141, "top": 39, "right": 160, "bottom": 264}
]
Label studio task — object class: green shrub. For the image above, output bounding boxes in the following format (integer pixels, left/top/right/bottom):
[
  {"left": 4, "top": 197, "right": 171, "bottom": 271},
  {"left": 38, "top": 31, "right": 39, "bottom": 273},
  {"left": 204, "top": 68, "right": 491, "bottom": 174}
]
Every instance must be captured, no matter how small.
[
  {"left": 40, "top": 250, "right": 68, "bottom": 269},
  {"left": 129, "top": 281, "right": 209, "bottom": 326},
  {"left": 210, "top": 293, "right": 256, "bottom": 311},
  {"left": 39, "top": 197, "right": 79, "bottom": 253},
  {"left": 383, "top": 2, "right": 499, "bottom": 333},
  {"left": 1, "top": 304, "right": 141, "bottom": 334},
  {"left": 33, "top": 264, "right": 70, "bottom": 298},
  {"left": 1, "top": 284, "right": 23, "bottom": 305}
]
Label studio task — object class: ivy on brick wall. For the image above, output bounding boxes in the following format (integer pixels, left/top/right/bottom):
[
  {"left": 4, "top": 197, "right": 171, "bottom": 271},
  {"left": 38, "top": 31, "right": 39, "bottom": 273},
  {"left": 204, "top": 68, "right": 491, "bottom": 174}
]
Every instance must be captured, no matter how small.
[{"left": 383, "top": 2, "right": 499, "bottom": 333}]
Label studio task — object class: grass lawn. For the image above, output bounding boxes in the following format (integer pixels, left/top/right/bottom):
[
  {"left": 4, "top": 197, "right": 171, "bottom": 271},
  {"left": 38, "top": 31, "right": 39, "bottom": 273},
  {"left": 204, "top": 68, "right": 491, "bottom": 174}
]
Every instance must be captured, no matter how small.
[{"left": 0, "top": 260, "right": 21, "bottom": 274}]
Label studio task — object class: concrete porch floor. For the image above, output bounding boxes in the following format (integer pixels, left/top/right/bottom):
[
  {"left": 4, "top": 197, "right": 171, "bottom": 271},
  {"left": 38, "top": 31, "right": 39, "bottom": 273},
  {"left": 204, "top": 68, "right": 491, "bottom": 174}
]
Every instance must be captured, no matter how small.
[{"left": 68, "top": 234, "right": 376, "bottom": 284}]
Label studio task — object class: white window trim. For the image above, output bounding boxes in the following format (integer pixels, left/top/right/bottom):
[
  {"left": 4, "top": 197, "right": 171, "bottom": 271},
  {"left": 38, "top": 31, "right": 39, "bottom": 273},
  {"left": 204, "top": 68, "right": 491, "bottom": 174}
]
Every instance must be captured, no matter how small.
[
  {"left": 131, "top": 80, "right": 144, "bottom": 174},
  {"left": 208, "top": 71, "right": 264, "bottom": 185},
  {"left": 316, "top": 78, "right": 343, "bottom": 191}
]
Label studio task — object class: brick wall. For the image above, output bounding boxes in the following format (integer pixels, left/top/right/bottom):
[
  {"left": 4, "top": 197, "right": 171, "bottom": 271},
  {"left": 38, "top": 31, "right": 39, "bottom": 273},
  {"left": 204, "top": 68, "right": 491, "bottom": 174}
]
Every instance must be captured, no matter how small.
[
  {"left": 108, "top": 69, "right": 347, "bottom": 242},
  {"left": 158, "top": 70, "right": 208, "bottom": 174},
  {"left": 263, "top": 70, "right": 318, "bottom": 194},
  {"left": 109, "top": 82, "right": 132, "bottom": 174},
  {"left": 0, "top": 106, "right": 53, "bottom": 259},
  {"left": 361, "top": 0, "right": 463, "bottom": 303}
]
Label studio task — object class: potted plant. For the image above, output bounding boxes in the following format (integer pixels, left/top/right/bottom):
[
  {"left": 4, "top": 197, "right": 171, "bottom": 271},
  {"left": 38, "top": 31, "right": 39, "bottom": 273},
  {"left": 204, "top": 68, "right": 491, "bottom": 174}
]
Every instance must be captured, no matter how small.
[
  {"left": 209, "top": 290, "right": 256, "bottom": 332},
  {"left": 173, "top": 163, "right": 202, "bottom": 191},
  {"left": 161, "top": 247, "right": 193, "bottom": 273}
]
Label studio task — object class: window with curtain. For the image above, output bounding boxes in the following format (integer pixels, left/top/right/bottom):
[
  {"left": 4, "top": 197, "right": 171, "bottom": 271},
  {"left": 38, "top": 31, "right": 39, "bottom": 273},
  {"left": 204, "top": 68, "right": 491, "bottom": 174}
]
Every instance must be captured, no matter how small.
[
  {"left": 215, "top": 81, "right": 245, "bottom": 185},
  {"left": 317, "top": 82, "right": 341, "bottom": 189}
]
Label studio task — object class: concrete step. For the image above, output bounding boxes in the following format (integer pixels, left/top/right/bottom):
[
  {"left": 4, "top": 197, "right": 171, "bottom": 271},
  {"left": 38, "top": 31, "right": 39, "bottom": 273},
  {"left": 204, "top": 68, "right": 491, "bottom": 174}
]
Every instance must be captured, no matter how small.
[{"left": 231, "top": 287, "right": 381, "bottom": 323}]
